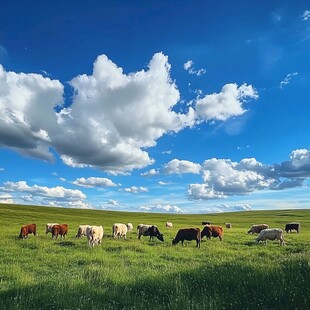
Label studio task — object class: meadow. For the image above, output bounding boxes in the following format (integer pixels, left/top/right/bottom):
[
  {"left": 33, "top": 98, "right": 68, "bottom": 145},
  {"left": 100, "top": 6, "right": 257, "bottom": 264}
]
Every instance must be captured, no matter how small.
[{"left": 0, "top": 204, "right": 309, "bottom": 310}]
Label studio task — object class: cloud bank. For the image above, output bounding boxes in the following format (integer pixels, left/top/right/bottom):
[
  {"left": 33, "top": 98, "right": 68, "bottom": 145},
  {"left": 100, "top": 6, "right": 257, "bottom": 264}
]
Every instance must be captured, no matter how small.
[{"left": 187, "top": 149, "right": 310, "bottom": 200}]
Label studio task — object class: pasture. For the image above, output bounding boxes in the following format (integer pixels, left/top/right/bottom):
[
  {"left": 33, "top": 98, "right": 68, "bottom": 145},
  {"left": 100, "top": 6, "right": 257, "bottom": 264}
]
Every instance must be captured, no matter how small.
[{"left": 0, "top": 204, "right": 309, "bottom": 309}]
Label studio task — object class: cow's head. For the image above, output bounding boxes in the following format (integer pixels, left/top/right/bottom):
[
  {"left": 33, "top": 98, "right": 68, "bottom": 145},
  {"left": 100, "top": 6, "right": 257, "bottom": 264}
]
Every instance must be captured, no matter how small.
[
  {"left": 157, "top": 233, "right": 164, "bottom": 242},
  {"left": 172, "top": 239, "right": 177, "bottom": 246}
]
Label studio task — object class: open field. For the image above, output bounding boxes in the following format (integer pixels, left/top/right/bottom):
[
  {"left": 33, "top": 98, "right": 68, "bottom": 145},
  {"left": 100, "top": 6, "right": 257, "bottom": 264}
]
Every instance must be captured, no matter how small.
[{"left": 0, "top": 204, "right": 309, "bottom": 309}]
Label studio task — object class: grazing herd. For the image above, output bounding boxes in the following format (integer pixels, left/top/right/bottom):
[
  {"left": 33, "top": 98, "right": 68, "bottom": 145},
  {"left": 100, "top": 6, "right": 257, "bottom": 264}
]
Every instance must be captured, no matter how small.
[{"left": 18, "top": 220, "right": 301, "bottom": 248}]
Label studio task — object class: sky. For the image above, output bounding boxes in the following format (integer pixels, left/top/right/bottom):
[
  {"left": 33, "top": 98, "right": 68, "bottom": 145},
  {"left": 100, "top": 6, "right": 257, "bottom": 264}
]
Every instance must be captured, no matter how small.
[{"left": 0, "top": 1, "right": 310, "bottom": 214}]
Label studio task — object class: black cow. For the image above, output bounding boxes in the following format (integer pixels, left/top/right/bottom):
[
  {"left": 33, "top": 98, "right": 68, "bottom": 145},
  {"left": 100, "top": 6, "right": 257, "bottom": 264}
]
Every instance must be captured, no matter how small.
[
  {"left": 285, "top": 222, "right": 300, "bottom": 233},
  {"left": 172, "top": 228, "right": 201, "bottom": 248},
  {"left": 202, "top": 221, "right": 211, "bottom": 225}
]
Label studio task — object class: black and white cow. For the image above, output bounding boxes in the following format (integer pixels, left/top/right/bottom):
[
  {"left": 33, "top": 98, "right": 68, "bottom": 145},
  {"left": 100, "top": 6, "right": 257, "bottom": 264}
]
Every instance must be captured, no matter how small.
[{"left": 137, "top": 224, "right": 164, "bottom": 242}]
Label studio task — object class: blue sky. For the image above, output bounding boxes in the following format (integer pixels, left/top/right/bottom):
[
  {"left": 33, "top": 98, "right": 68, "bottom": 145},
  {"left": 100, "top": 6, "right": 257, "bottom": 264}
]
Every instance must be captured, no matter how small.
[{"left": 0, "top": 1, "right": 309, "bottom": 213}]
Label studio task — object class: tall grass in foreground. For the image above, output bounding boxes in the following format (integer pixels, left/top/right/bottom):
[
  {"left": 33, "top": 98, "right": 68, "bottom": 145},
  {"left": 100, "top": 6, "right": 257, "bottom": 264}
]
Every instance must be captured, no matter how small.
[{"left": 0, "top": 204, "right": 309, "bottom": 309}]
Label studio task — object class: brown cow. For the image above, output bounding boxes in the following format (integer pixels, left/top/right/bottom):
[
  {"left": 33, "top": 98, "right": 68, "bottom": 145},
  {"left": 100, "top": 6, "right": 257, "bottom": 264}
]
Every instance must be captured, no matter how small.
[
  {"left": 172, "top": 228, "right": 201, "bottom": 248},
  {"left": 52, "top": 224, "right": 68, "bottom": 240},
  {"left": 19, "top": 223, "right": 36, "bottom": 239},
  {"left": 201, "top": 225, "right": 223, "bottom": 241}
]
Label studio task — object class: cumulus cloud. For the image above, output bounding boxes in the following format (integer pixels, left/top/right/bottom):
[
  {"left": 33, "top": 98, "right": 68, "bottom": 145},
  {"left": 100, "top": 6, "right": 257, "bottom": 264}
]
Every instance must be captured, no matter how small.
[
  {"left": 163, "top": 159, "right": 201, "bottom": 174},
  {"left": 72, "top": 177, "right": 117, "bottom": 188},
  {"left": 138, "top": 204, "right": 186, "bottom": 213},
  {"left": 187, "top": 149, "right": 310, "bottom": 200},
  {"left": 58, "top": 53, "right": 196, "bottom": 174},
  {"left": 183, "top": 60, "right": 206, "bottom": 76},
  {"left": 107, "top": 199, "right": 118, "bottom": 205},
  {"left": 123, "top": 186, "right": 148, "bottom": 193},
  {"left": 280, "top": 72, "right": 298, "bottom": 89},
  {"left": 303, "top": 10, "right": 310, "bottom": 21},
  {"left": 0, "top": 65, "right": 63, "bottom": 161},
  {"left": 141, "top": 169, "right": 159, "bottom": 176},
  {"left": 195, "top": 83, "right": 258, "bottom": 122}
]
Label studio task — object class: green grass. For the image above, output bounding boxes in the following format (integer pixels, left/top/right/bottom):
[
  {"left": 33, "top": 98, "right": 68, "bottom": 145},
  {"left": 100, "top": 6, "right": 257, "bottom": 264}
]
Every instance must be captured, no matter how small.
[{"left": 0, "top": 204, "right": 309, "bottom": 309}]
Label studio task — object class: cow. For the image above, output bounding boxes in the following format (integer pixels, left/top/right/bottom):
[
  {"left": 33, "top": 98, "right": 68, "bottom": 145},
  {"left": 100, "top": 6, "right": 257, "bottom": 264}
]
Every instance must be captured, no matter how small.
[
  {"left": 137, "top": 224, "right": 164, "bottom": 242},
  {"left": 202, "top": 221, "right": 211, "bottom": 225},
  {"left": 52, "top": 224, "right": 68, "bottom": 240},
  {"left": 126, "top": 223, "right": 133, "bottom": 231},
  {"left": 87, "top": 225, "right": 104, "bottom": 248},
  {"left": 247, "top": 224, "right": 269, "bottom": 234},
  {"left": 285, "top": 222, "right": 300, "bottom": 233},
  {"left": 255, "top": 228, "right": 285, "bottom": 246},
  {"left": 45, "top": 223, "right": 59, "bottom": 235},
  {"left": 201, "top": 225, "right": 223, "bottom": 241},
  {"left": 226, "top": 223, "right": 232, "bottom": 229},
  {"left": 76, "top": 225, "right": 92, "bottom": 238},
  {"left": 113, "top": 223, "right": 128, "bottom": 240},
  {"left": 166, "top": 222, "right": 173, "bottom": 228},
  {"left": 172, "top": 228, "right": 201, "bottom": 248},
  {"left": 19, "top": 223, "right": 36, "bottom": 239}
]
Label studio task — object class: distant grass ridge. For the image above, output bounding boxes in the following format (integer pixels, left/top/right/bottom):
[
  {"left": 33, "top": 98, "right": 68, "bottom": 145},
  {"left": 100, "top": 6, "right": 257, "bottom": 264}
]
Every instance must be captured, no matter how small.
[{"left": 0, "top": 204, "right": 309, "bottom": 309}]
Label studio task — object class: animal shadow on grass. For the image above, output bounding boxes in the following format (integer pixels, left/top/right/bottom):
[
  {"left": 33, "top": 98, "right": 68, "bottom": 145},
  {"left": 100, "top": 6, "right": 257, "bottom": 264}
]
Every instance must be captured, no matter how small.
[
  {"left": 244, "top": 241, "right": 256, "bottom": 247},
  {"left": 56, "top": 241, "right": 75, "bottom": 247}
]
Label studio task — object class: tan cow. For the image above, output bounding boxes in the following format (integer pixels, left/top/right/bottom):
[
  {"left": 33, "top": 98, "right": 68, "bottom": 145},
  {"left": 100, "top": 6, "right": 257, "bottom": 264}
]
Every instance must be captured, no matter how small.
[
  {"left": 113, "top": 223, "right": 128, "bottom": 240},
  {"left": 247, "top": 224, "right": 269, "bottom": 234},
  {"left": 87, "top": 225, "right": 104, "bottom": 248},
  {"left": 166, "top": 222, "right": 173, "bottom": 228}
]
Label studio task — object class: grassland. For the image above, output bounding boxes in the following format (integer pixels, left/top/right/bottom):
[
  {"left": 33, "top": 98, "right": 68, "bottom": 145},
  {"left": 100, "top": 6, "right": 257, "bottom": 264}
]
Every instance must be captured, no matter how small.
[{"left": 0, "top": 204, "right": 309, "bottom": 309}]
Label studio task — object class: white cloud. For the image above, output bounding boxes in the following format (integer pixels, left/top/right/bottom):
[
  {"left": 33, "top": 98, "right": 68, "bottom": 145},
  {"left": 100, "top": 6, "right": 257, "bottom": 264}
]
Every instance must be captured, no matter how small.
[
  {"left": 107, "top": 199, "right": 118, "bottom": 205},
  {"left": 280, "top": 72, "right": 298, "bottom": 89},
  {"left": 72, "top": 177, "right": 117, "bottom": 188},
  {"left": 195, "top": 83, "right": 258, "bottom": 122},
  {"left": 196, "top": 203, "right": 252, "bottom": 213},
  {"left": 138, "top": 204, "right": 186, "bottom": 213},
  {"left": 187, "top": 149, "right": 310, "bottom": 200},
  {"left": 0, "top": 65, "right": 63, "bottom": 161},
  {"left": 141, "top": 168, "right": 159, "bottom": 176},
  {"left": 0, "top": 194, "right": 14, "bottom": 204},
  {"left": 302, "top": 10, "right": 310, "bottom": 21},
  {"left": 163, "top": 159, "right": 201, "bottom": 174},
  {"left": 59, "top": 52, "right": 196, "bottom": 174},
  {"left": 183, "top": 60, "right": 206, "bottom": 76},
  {"left": 123, "top": 186, "right": 148, "bottom": 193},
  {"left": 159, "top": 181, "right": 172, "bottom": 186},
  {"left": 1, "top": 181, "right": 86, "bottom": 200},
  {"left": 162, "top": 150, "right": 172, "bottom": 154}
]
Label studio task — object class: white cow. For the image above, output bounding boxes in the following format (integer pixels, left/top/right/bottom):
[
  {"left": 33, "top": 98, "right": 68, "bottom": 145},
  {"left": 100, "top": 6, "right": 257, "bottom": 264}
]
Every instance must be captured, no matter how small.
[
  {"left": 76, "top": 225, "right": 91, "bottom": 238},
  {"left": 113, "top": 223, "right": 128, "bottom": 240},
  {"left": 255, "top": 228, "right": 285, "bottom": 246},
  {"left": 87, "top": 225, "right": 104, "bottom": 248},
  {"left": 45, "top": 223, "right": 59, "bottom": 235},
  {"left": 166, "top": 222, "right": 173, "bottom": 228},
  {"left": 126, "top": 223, "right": 133, "bottom": 231}
]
